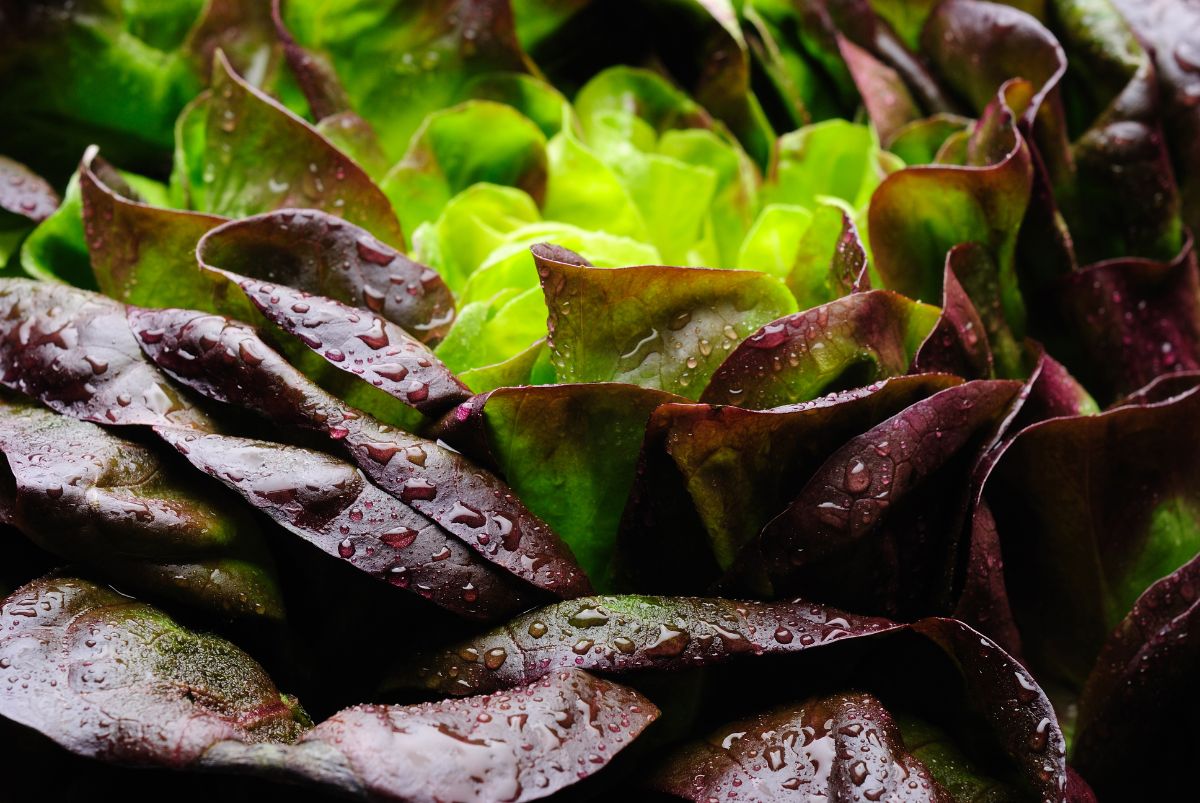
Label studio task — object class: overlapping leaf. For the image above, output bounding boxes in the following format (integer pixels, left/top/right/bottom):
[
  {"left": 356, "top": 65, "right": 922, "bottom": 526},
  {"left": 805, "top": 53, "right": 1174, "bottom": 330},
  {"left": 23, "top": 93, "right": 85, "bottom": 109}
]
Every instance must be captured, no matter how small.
[
  {"left": 0, "top": 279, "right": 213, "bottom": 429},
  {"left": 196, "top": 208, "right": 455, "bottom": 344},
  {"left": 0, "top": 400, "right": 281, "bottom": 619},
  {"left": 533, "top": 243, "right": 796, "bottom": 397},
  {"left": 128, "top": 305, "right": 590, "bottom": 599},
  {"left": 397, "top": 597, "right": 1073, "bottom": 801},
  {"left": 619, "top": 375, "right": 961, "bottom": 593},
  {"left": 984, "top": 377, "right": 1200, "bottom": 686},
  {"left": 436, "top": 383, "right": 684, "bottom": 590},
  {"left": 0, "top": 576, "right": 657, "bottom": 801},
  {"left": 652, "top": 692, "right": 951, "bottom": 801},
  {"left": 155, "top": 426, "right": 533, "bottom": 620},
  {"left": 199, "top": 52, "right": 405, "bottom": 246},
  {"left": 701, "top": 290, "right": 940, "bottom": 408}
]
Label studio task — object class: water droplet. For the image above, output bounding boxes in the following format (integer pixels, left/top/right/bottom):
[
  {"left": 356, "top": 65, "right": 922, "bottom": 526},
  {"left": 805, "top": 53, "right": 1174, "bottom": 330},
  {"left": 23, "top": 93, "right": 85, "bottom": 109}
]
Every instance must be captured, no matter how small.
[
  {"left": 568, "top": 606, "right": 610, "bottom": 628},
  {"left": 449, "top": 502, "right": 485, "bottom": 527},
  {"left": 1029, "top": 717, "right": 1051, "bottom": 752},
  {"left": 400, "top": 478, "right": 437, "bottom": 501},
  {"left": 483, "top": 647, "right": 508, "bottom": 670},
  {"left": 238, "top": 340, "right": 264, "bottom": 366},
  {"left": 528, "top": 621, "right": 548, "bottom": 638},
  {"left": 380, "top": 527, "right": 418, "bottom": 549},
  {"left": 644, "top": 624, "right": 689, "bottom": 658},
  {"left": 353, "top": 317, "right": 389, "bottom": 349},
  {"left": 764, "top": 744, "right": 786, "bottom": 770},
  {"left": 356, "top": 236, "right": 396, "bottom": 266},
  {"left": 748, "top": 323, "right": 787, "bottom": 349},
  {"left": 364, "top": 442, "right": 399, "bottom": 464},
  {"left": 406, "top": 380, "right": 429, "bottom": 403},
  {"left": 338, "top": 538, "right": 355, "bottom": 558},
  {"left": 845, "top": 458, "right": 870, "bottom": 493}
]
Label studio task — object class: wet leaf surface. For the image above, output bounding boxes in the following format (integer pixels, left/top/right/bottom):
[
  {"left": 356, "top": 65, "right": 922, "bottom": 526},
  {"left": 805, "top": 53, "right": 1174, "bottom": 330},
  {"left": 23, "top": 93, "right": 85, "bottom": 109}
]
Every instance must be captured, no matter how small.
[
  {"left": 0, "top": 576, "right": 656, "bottom": 802},
  {"left": 745, "top": 380, "right": 1022, "bottom": 615},
  {"left": 0, "top": 399, "right": 282, "bottom": 619},
  {"left": 652, "top": 691, "right": 951, "bottom": 802},
  {"left": 0, "top": 279, "right": 214, "bottom": 429},
  {"left": 155, "top": 426, "right": 534, "bottom": 621},
  {"left": 701, "top": 291, "right": 940, "bottom": 409},
  {"left": 128, "top": 306, "right": 590, "bottom": 599},
  {"left": 533, "top": 243, "right": 796, "bottom": 398},
  {"left": 200, "top": 52, "right": 405, "bottom": 247},
  {"left": 219, "top": 269, "right": 470, "bottom": 416},
  {"left": 197, "top": 209, "right": 455, "bottom": 344},
  {"left": 619, "top": 375, "right": 962, "bottom": 594},
  {"left": 0, "top": 156, "right": 59, "bottom": 223}
]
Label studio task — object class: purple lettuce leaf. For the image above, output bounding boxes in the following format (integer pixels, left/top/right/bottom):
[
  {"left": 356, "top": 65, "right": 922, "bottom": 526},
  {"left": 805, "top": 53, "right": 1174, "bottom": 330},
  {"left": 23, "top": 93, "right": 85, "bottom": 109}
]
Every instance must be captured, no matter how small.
[
  {"left": 951, "top": 347, "right": 1097, "bottom": 656},
  {"left": 533, "top": 243, "right": 797, "bottom": 399},
  {"left": 617, "top": 375, "right": 961, "bottom": 595},
  {"left": 0, "top": 575, "right": 308, "bottom": 767},
  {"left": 740, "top": 380, "right": 1021, "bottom": 617},
  {"left": 214, "top": 269, "right": 469, "bottom": 416},
  {"left": 923, "top": 0, "right": 1065, "bottom": 126},
  {"left": 0, "top": 155, "right": 59, "bottom": 224},
  {"left": 1046, "top": 234, "right": 1200, "bottom": 401},
  {"left": 651, "top": 691, "right": 951, "bottom": 801},
  {"left": 395, "top": 595, "right": 898, "bottom": 697},
  {"left": 700, "top": 290, "right": 941, "bottom": 409},
  {"left": 206, "top": 669, "right": 658, "bottom": 802},
  {"left": 128, "top": 305, "right": 591, "bottom": 599},
  {"left": 1047, "top": 0, "right": 1184, "bottom": 264},
  {"left": 825, "top": 0, "right": 959, "bottom": 116},
  {"left": 154, "top": 426, "right": 534, "bottom": 621},
  {"left": 0, "top": 575, "right": 656, "bottom": 801},
  {"left": 836, "top": 34, "right": 924, "bottom": 145},
  {"left": 395, "top": 597, "right": 1077, "bottom": 801},
  {"left": 1113, "top": 0, "right": 1200, "bottom": 235},
  {"left": 937, "top": 242, "right": 1026, "bottom": 379},
  {"left": 983, "top": 376, "right": 1200, "bottom": 686},
  {"left": 1071, "top": 553, "right": 1200, "bottom": 800},
  {"left": 0, "top": 279, "right": 215, "bottom": 429},
  {"left": 197, "top": 208, "right": 455, "bottom": 345},
  {"left": 0, "top": 399, "right": 282, "bottom": 619},
  {"left": 1111, "top": 368, "right": 1200, "bottom": 408},
  {"left": 269, "top": 0, "right": 352, "bottom": 123},
  {"left": 911, "top": 254, "right": 994, "bottom": 379},
  {"left": 200, "top": 51, "right": 405, "bottom": 248},
  {"left": 183, "top": 0, "right": 289, "bottom": 98}
]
